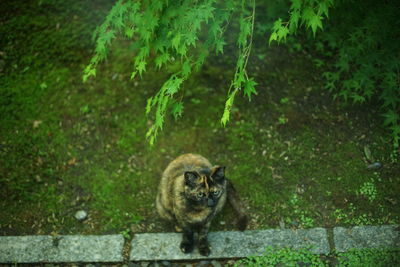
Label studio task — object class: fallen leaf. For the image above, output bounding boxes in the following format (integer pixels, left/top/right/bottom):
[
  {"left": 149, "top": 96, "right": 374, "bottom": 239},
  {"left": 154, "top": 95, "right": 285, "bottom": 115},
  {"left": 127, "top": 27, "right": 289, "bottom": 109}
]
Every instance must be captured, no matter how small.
[
  {"left": 33, "top": 120, "right": 42, "bottom": 128},
  {"left": 68, "top": 157, "right": 77, "bottom": 166}
]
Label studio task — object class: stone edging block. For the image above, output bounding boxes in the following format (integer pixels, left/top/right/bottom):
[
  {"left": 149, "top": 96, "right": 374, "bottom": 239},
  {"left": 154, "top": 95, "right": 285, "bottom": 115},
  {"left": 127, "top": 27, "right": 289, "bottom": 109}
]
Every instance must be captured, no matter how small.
[
  {"left": 334, "top": 225, "right": 400, "bottom": 252},
  {"left": 0, "top": 235, "right": 124, "bottom": 263},
  {"left": 130, "top": 228, "right": 330, "bottom": 261}
]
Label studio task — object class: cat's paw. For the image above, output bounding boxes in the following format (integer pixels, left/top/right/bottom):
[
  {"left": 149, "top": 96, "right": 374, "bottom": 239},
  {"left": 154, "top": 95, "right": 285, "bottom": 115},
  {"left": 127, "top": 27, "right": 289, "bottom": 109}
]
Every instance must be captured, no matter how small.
[
  {"left": 198, "top": 241, "right": 211, "bottom": 256},
  {"left": 180, "top": 241, "right": 194, "bottom": 253}
]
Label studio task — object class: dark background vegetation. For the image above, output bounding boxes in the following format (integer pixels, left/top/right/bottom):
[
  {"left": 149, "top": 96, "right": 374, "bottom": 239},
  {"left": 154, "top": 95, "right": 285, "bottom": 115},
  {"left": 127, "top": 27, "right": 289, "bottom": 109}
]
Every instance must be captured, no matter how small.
[{"left": 0, "top": 0, "right": 399, "bottom": 246}]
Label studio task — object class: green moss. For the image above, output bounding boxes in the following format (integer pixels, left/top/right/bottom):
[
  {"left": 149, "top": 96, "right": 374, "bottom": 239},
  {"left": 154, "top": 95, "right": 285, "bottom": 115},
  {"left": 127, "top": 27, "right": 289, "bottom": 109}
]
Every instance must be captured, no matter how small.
[{"left": 1, "top": 0, "right": 399, "bottom": 235}]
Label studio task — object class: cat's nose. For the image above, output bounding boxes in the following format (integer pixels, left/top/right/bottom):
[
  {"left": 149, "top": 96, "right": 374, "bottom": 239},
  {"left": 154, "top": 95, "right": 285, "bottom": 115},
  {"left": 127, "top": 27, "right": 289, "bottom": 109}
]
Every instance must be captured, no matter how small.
[{"left": 207, "top": 198, "right": 215, "bottom": 207}]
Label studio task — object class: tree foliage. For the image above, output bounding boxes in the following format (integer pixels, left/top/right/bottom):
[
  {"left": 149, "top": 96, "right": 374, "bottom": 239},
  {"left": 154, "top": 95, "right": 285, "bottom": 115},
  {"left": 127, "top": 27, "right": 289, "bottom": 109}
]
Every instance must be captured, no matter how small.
[
  {"left": 317, "top": 0, "right": 400, "bottom": 153},
  {"left": 84, "top": 0, "right": 399, "bottom": 153}
]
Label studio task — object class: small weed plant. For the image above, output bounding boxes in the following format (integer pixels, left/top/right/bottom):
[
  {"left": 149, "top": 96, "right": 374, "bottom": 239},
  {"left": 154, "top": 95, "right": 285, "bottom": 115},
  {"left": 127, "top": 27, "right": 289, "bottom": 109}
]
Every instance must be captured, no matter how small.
[
  {"left": 337, "top": 248, "right": 400, "bottom": 267},
  {"left": 286, "top": 193, "right": 315, "bottom": 228},
  {"left": 235, "top": 246, "right": 326, "bottom": 267},
  {"left": 357, "top": 180, "right": 378, "bottom": 202}
]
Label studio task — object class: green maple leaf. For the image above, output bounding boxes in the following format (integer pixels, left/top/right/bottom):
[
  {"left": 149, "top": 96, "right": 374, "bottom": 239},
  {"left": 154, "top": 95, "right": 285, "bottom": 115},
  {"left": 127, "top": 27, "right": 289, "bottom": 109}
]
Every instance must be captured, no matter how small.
[
  {"left": 221, "top": 108, "right": 231, "bottom": 126},
  {"left": 244, "top": 78, "right": 258, "bottom": 100},
  {"left": 209, "top": 22, "right": 221, "bottom": 39},
  {"left": 172, "top": 33, "right": 181, "bottom": 50},
  {"left": 277, "top": 25, "right": 289, "bottom": 42},
  {"left": 234, "top": 71, "right": 245, "bottom": 89},
  {"left": 319, "top": 1, "right": 330, "bottom": 18},
  {"left": 124, "top": 27, "right": 135, "bottom": 38},
  {"left": 83, "top": 65, "right": 96, "bottom": 82},
  {"left": 155, "top": 53, "right": 170, "bottom": 69},
  {"left": 181, "top": 60, "right": 191, "bottom": 78},
  {"left": 289, "top": 11, "right": 300, "bottom": 33},
  {"left": 136, "top": 60, "right": 146, "bottom": 76},
  {"left": 221, "top": 91, "right": 237, "bottom": 126},
  {"left": 146, "top": 97, "right": 153, "bottom": 115},
  {"left": 272, "top": 18, "right": 283, "bottom": 32},
  {"left": 171, "top": 102, "right": 184, "bottom": 120},
  {"left": 186, "top": 32, "right": 198, "bottom": 47},
  {"left": 165, "top": 76, "right": 183, "bottom": 96},
  {"left": 383, "top": 110, "right": 399, "bottom": 126},
  {"left": 302, "top": 7, "right": 315, "bottom": 23},
  {"left": 309, "top": 14, "right": 323, "bottom": 36},
  {"left": 215, "top": 38, "right": 226, "bottom": 54},
  {"left": 351, "top": 93, "right": 365, "bottom": 104},
  {"left": 269, "top": 32, "right": 278, "bottom": 44},
  {"left": 238, "top": 18, "right": 251, "bottom": 47},
  {"left": 290, "top": 0, "right": 302, "bottom": 11},
  {"left": 102, "top": 30, "right": 116, "bottom": 45}
]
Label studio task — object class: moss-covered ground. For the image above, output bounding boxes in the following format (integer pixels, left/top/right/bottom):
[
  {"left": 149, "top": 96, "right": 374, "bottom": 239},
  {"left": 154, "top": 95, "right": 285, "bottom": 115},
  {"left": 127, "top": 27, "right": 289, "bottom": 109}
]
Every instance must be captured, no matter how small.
[{"left": 1, "top": 0, "right": 399, "bottom": 236}]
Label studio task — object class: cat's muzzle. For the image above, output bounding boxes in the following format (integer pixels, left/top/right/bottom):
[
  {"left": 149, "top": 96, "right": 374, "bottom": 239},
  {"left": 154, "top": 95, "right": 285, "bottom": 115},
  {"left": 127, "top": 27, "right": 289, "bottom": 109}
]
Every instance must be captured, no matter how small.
[{"left": 207, "top": 198, "right": 215, "bottom": 207}]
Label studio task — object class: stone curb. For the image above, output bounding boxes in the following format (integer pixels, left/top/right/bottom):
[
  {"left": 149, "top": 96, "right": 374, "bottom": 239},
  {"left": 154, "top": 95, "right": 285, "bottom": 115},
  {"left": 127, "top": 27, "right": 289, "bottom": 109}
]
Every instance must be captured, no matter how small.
[
  {"left": 0, "top": 225, "right": 398, "bottom": 263},
  {"left": 130, "top": 228, "right": 329, "bottom": 261},
  {"left": 333, "top": 225, "right": 400, "bottom": 252},
  {"left": 0, "top": 235, "right": 124, "bottom": 263}
]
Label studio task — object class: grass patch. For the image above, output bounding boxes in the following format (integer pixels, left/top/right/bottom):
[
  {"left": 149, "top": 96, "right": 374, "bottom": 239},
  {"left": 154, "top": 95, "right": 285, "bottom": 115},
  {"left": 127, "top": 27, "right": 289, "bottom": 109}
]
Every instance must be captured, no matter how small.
[{"left": 235, "top": 247, "right": 400, "bottom": 267}]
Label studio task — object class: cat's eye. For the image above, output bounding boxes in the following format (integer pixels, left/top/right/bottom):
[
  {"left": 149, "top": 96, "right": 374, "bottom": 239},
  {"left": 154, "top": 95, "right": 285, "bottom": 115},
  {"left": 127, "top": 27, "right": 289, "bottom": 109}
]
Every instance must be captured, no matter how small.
[
  {"left": 197, "top": 192, "right": 205, "bottom": 198},
  {"left": 212, "top": 190, "right": 220, "bottom": 196}
]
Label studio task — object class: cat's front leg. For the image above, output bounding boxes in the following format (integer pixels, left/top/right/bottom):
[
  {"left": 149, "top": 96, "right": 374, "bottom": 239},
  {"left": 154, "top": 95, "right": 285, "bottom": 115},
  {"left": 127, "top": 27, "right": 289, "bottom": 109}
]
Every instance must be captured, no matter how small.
[
  {"left": 198, "top": 222, "right": 211, "bottom": 256},
  {"left": 180, "top": 228, "right": 194, "bottom": 253}
]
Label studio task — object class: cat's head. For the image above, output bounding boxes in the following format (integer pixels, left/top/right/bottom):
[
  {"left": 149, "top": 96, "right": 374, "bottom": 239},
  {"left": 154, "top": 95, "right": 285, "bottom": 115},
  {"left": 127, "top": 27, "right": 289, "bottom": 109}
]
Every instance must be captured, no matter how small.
[{"left": 184, "top": 166, "right": 226, "bottom": 208}]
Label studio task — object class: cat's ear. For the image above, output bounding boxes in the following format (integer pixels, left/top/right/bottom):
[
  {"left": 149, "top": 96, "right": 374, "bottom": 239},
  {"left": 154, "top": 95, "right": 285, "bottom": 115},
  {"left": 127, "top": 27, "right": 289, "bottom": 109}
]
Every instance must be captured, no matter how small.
[
  {"left": 184, "top": 171, "right": 199, "bottom": 186},
  {"left": 211, "top": 166, "right": 225, "bottom": 181}
]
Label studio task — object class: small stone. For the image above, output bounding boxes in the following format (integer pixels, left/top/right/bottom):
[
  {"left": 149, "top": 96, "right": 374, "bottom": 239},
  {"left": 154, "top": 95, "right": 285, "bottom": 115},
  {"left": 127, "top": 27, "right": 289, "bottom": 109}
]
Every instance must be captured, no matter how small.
[
  {"left": 279, "top": 217, "right": 285, "bottom": 229},
  {"left": 196, "top": 261, "right": 210, "bottom": 267},
  {"left": 35, "top": 175, "right": 42, "bottom": 183},
  {"left": 210, "top": 260, "right": 222, "bottom": 267},
  {"left": 161, "top": 261, "right": 171, "bottom": 267},
  {"left": 219, "top": 221, "right": 226, "bottom": 225},
  {"left": 225, "top": 260, "right": 236, "bottom": 266},
  {"left": 74, "top": 210, "right": 88, "bottom": 221},
  {"left": 367, "top": 162, "right": 382, "bottom": 169}
]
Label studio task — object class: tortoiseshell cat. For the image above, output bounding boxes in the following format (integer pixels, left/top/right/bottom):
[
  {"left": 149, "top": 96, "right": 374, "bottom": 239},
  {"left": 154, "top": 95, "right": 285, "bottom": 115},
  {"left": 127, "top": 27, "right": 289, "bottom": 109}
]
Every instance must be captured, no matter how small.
[{"left": 156, "top": 153, "right": 248, "bottom": 256}]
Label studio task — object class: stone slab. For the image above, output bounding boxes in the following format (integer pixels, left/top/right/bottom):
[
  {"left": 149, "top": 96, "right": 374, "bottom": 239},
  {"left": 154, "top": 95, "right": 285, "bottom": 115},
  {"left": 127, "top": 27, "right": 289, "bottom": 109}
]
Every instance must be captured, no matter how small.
[
  {"left": 0, "top": 235, "right": 124, "bottom": 263},
  {"left": 334, "top": 225, "right": 400, "bottom": 252},
  {"left": 130, "top": 228, "right": 329, "bottom": 261}
]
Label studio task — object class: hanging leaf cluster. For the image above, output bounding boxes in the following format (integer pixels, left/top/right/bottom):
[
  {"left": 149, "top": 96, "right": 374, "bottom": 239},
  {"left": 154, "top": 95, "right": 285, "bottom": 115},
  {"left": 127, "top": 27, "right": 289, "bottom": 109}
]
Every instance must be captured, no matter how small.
[
  {"left": 268, "top": 0, "right": 334, "bottom": 44},
  {"left": 84, "top": 0, "right": 257, "bottom": 144}
]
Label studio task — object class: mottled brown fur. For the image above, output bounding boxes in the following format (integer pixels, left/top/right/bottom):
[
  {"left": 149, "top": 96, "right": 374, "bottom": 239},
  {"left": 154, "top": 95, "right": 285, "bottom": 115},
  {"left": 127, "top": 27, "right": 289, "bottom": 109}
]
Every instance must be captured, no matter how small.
[{"left": 156, "top": 153, "right": 248, "bottom": 256}]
